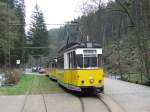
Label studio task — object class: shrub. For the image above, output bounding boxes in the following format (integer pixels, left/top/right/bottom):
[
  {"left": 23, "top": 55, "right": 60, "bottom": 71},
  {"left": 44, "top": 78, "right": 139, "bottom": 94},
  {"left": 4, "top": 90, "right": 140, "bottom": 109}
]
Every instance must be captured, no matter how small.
[{"left": 5, "top": 69, "right": 22, "bottom": 85}]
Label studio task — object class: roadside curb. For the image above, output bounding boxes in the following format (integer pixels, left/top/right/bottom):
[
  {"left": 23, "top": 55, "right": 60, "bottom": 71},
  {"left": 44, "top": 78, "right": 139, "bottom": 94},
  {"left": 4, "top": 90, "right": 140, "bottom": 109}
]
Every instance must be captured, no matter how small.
[{"left": 98, "top": 93, "right": 125, "bottom": 112}]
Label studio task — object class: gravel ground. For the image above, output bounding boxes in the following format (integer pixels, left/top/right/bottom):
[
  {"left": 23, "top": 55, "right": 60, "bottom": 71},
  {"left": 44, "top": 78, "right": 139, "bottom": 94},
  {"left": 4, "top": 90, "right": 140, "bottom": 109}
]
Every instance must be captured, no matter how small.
[{"left": 105, "top": 78, "right": 150, "bottom": 112}]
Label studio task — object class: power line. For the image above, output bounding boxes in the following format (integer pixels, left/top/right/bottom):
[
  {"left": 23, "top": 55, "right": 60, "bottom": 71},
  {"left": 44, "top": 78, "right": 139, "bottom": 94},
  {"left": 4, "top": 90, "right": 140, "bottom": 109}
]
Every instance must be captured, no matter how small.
[
  {"left": 8, "top": 23, "right": 79, "bottom": 26},
  {"left": 24, "top": 47, "right": 51, "bottom": 49}
]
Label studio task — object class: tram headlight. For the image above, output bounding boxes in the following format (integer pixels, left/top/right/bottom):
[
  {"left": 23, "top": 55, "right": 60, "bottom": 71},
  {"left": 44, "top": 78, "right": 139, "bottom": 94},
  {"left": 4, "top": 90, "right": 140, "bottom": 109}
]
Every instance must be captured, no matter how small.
[{"left": 89, "top": 78, "right": 94, "bottom": 84}]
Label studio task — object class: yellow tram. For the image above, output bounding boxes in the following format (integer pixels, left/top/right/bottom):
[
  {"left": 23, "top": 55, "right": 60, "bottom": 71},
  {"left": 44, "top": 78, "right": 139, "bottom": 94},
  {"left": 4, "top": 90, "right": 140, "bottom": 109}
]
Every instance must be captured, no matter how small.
[{"left": 48, "top": 42, "right": 104, "bottom": 94}]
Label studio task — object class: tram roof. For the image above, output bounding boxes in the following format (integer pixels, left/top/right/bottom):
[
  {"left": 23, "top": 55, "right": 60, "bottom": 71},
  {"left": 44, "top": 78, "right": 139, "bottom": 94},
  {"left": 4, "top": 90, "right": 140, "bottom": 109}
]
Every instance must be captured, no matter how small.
[{"left": 58, "top": 42, "right": 101, "bottom": 53}]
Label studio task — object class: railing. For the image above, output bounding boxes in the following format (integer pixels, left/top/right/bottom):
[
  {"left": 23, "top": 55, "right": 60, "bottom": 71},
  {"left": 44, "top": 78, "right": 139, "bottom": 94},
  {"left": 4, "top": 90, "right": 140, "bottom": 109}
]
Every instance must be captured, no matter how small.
[{"left": 107, "top": 72, "right": 149, "bottom": 84}]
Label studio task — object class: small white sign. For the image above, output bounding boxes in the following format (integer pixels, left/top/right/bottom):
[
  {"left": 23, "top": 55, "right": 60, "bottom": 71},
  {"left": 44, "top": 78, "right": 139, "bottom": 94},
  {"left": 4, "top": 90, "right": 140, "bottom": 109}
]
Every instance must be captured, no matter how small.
[
  {"left": 16, "top": 60, "right": 21, "bottom": 64},
  {"left": 0, "top": 75, "right": 2, "bottom": 79}
]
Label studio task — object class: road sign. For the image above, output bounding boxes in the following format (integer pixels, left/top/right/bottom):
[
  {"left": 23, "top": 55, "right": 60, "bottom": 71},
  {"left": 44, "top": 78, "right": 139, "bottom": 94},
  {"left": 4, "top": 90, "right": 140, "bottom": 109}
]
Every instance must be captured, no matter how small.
[{"left": 16, "top": 60, "right": 21, "bottom": 65}]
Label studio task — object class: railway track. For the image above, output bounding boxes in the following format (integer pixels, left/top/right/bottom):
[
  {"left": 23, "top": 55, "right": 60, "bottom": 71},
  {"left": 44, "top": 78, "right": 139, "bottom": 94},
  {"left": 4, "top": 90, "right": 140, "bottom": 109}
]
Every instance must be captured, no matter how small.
[
  {"left": 96, "top": 95, "right": 112, "bottom": 112},
  {"left": 78, "top": 97, "right": 85, "bottom": 112},
  {"left": 20, "top": 75, "right": 36, "bottom": 112},
  {"left": 76, "top": 93, "right": 124, "bottom": 112},
  {"left": 77, "top": 95, "right": 111, "bottom": 112},
  {"left": 20, "top": 75, "right": 124, "bottom": 112},
  {"left": 20, "top": 75, "right": 48, "bottom": 112},
  {"left": 38, "top": 76, "right": 48, "bottom": 112}
]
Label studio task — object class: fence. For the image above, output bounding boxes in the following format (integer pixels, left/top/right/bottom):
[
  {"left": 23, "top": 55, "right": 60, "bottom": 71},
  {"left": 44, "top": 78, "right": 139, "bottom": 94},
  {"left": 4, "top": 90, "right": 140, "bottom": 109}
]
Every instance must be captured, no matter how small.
[{"left": 108, "top": 72, "right": 149, "bottom": 84}]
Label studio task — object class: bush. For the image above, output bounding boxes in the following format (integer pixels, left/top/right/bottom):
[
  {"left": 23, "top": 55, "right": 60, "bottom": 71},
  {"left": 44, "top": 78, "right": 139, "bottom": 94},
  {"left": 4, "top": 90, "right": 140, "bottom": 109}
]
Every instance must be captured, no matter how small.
[{"left": 5, "top": 69, "right": 22, "bottom": 85}]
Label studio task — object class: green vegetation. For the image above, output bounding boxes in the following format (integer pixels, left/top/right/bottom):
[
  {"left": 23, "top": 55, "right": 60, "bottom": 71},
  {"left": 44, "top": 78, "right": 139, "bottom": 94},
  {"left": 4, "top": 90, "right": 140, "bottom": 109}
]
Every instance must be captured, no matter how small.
[
  {"left": 27, "top": 4, "right": 49, "bottom": 57},
  {"left": 0, "top": 75, "right": 33, "bottom": 95},
  {"left": 29, "top": 75, "right": 64, "bottom": 94},
  {"left": 0, "top": 0, "right": 26, "bottom": 67},
  {"left": 79, "top": 0, "right": 150, "bottom": 83},
  {"left": 0, "top": 0, "right": 149, "bottom": 84},
  {"left": 122, "top": 73, "right": 150, "bottom": 84},
  {"left": 48, "top": 0, "right": 150, "bottom": 84},
  {"left": 0, "top": 75, "right": 64, "bottom": 95},
  {"left": 48, "top": 21, "right": 80, "bottom": 58}
]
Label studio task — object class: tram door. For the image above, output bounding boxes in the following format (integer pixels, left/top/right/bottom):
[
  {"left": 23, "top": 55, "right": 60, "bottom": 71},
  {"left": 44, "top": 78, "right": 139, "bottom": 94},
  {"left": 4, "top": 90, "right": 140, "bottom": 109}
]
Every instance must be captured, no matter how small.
[{"left": 64, "top": 53, "right": 70, "bottom": 84}]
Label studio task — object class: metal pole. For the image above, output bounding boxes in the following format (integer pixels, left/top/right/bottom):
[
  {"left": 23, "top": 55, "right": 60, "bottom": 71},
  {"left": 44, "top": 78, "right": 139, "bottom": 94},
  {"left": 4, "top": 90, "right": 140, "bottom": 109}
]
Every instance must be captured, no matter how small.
[
  {"left": 141, "top": 71, "right": 142, "bottom": 83},
  {"left": 22, "top": 29, "right": 25, "bottom": 70},
  {"left": 7, "top": 0, "right": 11, "bottom": 69}
]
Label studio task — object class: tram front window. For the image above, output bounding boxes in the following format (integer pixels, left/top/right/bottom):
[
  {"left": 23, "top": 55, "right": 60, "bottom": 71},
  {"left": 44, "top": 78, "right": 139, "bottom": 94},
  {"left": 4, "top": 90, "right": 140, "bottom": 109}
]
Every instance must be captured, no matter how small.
[
  {"left": 76, "top": 55, "right": 98, "bottom": 69},
  {"left": 84, "top": 57, "right": 97, "bottom": 68}
]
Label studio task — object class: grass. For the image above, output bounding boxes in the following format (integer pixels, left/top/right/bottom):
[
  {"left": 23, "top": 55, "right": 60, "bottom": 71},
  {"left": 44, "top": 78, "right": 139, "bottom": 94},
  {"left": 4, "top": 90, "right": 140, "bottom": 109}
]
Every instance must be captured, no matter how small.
[{"left": 0, "top": 74, "right": 64, "bottom": 95}]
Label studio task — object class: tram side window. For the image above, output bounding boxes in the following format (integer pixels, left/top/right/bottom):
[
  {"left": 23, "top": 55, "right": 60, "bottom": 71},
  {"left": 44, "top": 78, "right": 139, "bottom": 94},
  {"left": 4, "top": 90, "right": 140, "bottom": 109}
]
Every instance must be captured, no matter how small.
[
  {"left": 72, "top": 51, "right": 76, "bottom": 68},
  {"left": 76, "top": 54, "right": 83, "bottom": 68},
  {"left": 52, "top": 63, "right": 54, "bottom": 68},
  {"left": 48, "top": 63, "right": 51, "bottom": 68},
  {"left": 52, "top": 62, "right": 56, "bottom": 68},
  {"left": 58, "top": 58, "right": 64, "bottom": 69},
  {"left": 98, "top": 54, "right": 102, "bottom": 67},
  {"left": 68, "top": 51, "right": 76, "bottom": 69},
  {"left": 68, "top": 52, "right": 73, "bottom": 69},
  {"left": 68, "top": 53, "right": 71, "bottom": 69}
]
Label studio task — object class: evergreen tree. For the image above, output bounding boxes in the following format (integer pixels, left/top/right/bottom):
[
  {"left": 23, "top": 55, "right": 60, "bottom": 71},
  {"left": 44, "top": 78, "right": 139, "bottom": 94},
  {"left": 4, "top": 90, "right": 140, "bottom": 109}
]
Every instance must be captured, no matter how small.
[
  {"left": 14, "top": 0, "right": 26, "bottom": 64},
  {"left": 28, "top": 5, "right": 49, "bottom": 58},
  {"left": 0, "top": 1, "right": 21, "bottom": 66},
  {"left": 0, "top": 0, "right": 15, "bottom": 8}
]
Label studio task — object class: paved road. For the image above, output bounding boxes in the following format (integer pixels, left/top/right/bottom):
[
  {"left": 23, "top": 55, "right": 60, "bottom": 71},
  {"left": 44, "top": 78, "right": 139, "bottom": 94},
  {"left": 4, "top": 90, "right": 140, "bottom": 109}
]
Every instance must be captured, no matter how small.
[
  {"left": 0, "top": 94, "right": 82, "bottom": 112},
  {"left": 0, "top": 78, "right": 150, "bottom": 112},
  {"left": 105, "top": 78, "right": 150, "bottom": 112},
  {"left": 81, "top": 96, "right": 109, "bottom": 112},
  {"left": 0, "top": 95, "right": 25, "bottom": 112},
  {"left": 45, "top": 94, "right": 82, "bottom": 112}
]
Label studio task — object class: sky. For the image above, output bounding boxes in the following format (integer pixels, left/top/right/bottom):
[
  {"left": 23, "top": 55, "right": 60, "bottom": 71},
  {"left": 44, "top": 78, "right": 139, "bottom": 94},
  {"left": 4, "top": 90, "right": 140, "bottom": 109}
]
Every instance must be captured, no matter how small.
[{"left": 25, "top": 0, "right": 109, "bottom": 30}]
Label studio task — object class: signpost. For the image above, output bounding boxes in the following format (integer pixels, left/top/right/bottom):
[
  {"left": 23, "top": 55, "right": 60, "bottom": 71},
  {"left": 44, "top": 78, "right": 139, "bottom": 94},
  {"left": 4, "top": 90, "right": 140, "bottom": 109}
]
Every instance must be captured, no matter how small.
[{"left": 16, "top": 60, "right": 21, "bottom": 65}]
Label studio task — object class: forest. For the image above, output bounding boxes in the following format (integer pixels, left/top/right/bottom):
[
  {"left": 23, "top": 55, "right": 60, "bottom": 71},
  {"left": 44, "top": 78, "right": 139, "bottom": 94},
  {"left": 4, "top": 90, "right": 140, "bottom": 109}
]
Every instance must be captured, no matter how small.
[
  {"left": 0, "top": 0, "right": 49, "bottom": 69},
  {"left": 0, "top": 0, "right": 25, "bottom": 68},
  {"left": 0, "top": 0, "right": 149, "bottom": 84},
  {"left": 48, "top": 0, "right": 150, "bottom": 84}
]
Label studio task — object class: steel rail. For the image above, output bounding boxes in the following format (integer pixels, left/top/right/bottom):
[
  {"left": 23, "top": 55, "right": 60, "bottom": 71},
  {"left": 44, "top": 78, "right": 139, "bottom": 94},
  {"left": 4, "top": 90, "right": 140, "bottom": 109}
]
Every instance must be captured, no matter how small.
[
  {"left": 76, "top": 94, "right": 112, "bottom": 112},
  {"left": 78, "top": 96, "right": 85, "bottom": 112},
  {"left": 38, "top": 75, "right": 48, "bottom": 112},
  {"left": 96, "top": 94, "right": 112, "bottom": 112},
  {"left": 20, "top": 75, "right": 36, "bottom": 112}
]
